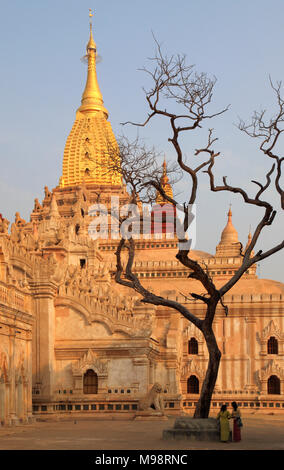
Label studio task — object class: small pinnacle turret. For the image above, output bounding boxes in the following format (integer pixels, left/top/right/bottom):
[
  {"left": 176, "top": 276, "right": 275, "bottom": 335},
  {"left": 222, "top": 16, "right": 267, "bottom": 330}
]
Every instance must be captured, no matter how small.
[{"left": 155, "top": 159, "right": 174, "bottom": 204}]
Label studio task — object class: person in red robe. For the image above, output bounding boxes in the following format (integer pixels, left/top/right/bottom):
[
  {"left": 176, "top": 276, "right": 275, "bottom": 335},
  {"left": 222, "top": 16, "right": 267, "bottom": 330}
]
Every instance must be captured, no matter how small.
[{"left": 231, "top": 401, "right": 242, "bottom": 442}]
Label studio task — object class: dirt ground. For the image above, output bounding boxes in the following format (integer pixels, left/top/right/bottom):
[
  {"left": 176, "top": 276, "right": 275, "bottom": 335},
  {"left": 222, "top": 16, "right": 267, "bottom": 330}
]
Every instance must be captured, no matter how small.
[{"left": 0, "top": 412, "right": 283, "bottom": 451}]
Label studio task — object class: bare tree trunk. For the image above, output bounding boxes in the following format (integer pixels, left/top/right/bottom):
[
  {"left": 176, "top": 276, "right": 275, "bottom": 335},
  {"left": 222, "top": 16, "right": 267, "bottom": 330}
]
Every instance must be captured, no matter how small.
[{"left": 194, "top": 324, "right": 221, "bottom": 419}]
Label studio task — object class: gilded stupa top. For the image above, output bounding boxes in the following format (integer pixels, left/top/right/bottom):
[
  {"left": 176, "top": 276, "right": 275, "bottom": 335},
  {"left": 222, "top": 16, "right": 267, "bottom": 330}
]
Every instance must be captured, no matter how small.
[
  {"left": 60, "top": 11, "right": 121, "bottom": 188},
  {"left": 77, "top": 9, "right": 108, "bottom": 117}
]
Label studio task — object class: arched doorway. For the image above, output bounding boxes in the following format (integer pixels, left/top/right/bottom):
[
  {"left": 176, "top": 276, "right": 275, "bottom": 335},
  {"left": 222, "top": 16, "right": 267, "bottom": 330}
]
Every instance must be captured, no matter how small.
[
  {"left": 267, "top": 375, "right": 280, "bottom": 395},
  {"left": 187, "top": 375, "right": 199, "bottom": 394},
  {"left": 83, "top": 369, "right": 98, "bottom": 394}
]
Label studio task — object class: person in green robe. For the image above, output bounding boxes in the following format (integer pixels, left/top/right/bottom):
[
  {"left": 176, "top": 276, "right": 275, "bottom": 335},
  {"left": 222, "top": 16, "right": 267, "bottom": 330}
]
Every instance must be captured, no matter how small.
[{"left": 217, "top": 404, "right": 231, "bottom": 442}]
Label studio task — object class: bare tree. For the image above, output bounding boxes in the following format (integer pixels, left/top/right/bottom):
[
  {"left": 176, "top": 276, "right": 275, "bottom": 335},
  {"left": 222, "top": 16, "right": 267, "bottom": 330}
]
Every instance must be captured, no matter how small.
[
  {"left": 238, "top": 77, "right": 284, "bottom": 210},
  {"left": 113, "top": 41, "right": 284, "bottom": 418},
  {"left": 106, "top": 135, "right": 181, "bottom": 205}
]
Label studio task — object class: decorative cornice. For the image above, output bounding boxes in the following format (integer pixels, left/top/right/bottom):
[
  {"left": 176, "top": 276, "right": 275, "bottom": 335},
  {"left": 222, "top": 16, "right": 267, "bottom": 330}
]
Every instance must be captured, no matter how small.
[
  {"left": 260, "top": 360, "right": 284, "bottom": 380},
  {"left": 261, "top": 320, "right": 284, "bottom": 341},
  {"left": 72, "top": 349, "right": 108, "bottom": 377},
  {"left": 181, "top": 359, "right": 206, "bottom": 379}
]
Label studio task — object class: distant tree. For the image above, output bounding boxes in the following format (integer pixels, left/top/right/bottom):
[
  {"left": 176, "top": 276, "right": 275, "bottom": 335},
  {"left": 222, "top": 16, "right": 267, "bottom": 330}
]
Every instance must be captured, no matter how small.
[{"left": 113, "top": 41, "right": 284, "bottom": 418}]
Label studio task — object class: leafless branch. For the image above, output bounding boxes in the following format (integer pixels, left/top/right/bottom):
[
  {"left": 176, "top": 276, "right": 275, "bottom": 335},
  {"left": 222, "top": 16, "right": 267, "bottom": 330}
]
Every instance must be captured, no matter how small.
[
  {"left": 115, "top": 237, "right": 203, "bottom": 328},
  {"left": 238, "top": 77, "right": 284, "bottom": 209}
]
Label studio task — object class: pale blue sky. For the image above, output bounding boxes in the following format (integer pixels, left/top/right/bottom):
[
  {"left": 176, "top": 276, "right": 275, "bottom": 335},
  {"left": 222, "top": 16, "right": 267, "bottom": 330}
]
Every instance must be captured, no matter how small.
[{"left": 0, "top": 0, "right": 283, "bottom": 281}]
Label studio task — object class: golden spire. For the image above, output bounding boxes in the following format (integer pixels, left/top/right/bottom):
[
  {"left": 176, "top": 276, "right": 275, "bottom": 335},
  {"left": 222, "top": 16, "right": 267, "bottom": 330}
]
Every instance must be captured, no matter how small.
[
  {"left": 156, "top": 158, "right": 174, "bottom": 204},
  {"left": 77, "top": 10, "right": 108, "bottom": 117},
  {"left": 60, "top": 11, "right": 121, "bottom": 188}
]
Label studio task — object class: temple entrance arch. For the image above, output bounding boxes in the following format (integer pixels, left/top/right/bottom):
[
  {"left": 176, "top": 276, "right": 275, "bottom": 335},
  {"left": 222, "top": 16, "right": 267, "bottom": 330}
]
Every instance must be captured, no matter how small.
[
  {"left": 83, "top": 369, "right": 98, "bottom": 394},
  {"left": 72, "top": 350, "right": 108, "bottom": 395},
  {"left": 187, "top": 375, "right": 199, "bottom": 394},
  {"left": 268, "top": 375, "right": 280, "bottom": 395}
]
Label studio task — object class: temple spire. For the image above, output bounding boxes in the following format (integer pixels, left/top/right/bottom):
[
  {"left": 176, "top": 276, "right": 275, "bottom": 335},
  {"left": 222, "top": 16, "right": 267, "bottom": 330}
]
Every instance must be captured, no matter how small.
[
  {"left": 156, "top": 158, "right": 174, "bottom": 204},
  {"left": 48, "top": 194, "right": 60, "bottom": 220},
  {"left": 60, "top": 11, "right": 121, "bottom": 188},
  {"left": 77, "top": 10, "right": 108, "bottom": 117},
  {"left": 215, "top": 206, "right": 242, "bottom": 257},
  {"left": 245, "top": 228, "right": 254, "bottom": 256},
  {"left": 219, "top": 205, "right": 238, "bottom": 243}
]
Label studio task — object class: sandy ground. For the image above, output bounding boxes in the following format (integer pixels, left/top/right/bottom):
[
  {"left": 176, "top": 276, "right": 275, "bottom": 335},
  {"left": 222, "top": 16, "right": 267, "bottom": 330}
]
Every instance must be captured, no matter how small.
[{"left": 0, "top": 412, "right": 283, "bottom": 451}]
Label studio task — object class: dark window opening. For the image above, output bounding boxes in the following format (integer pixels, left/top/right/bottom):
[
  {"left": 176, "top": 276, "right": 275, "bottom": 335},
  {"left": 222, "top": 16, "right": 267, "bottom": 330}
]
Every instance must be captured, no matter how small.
[
  {"left": 188, "top": 338, "right": 198, "bottom": 355},
  {"left": 187, "top": 375, "right": 199, "bottom": 394},
  {"left": 83, "top": 369, "right": 98, "bottom": 394},
  {"left": 80, "top": 259, "right": 86, "bottom": 268},
  {"left": 268, "top": 375, "right": 280, "bottom": 395},
  {"left": 267, "top": 337, "right": 278, "bottom": 354}
]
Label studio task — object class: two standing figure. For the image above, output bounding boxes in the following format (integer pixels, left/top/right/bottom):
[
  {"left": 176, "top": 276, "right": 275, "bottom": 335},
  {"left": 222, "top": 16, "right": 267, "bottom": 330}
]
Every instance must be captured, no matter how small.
[{"left": 217, "top": 402, "right": 242, "bottom": 442}]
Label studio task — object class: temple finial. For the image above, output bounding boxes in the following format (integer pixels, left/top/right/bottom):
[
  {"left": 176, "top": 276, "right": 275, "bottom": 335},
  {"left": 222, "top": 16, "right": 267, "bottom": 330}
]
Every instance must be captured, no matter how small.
[
  {"left": 89, "top": 9, "right": 94, "bottom": 34},
  {"left": 228, "top": 203, "right": 232, "bottom": 217},
  {"left": 77, "top": 10, "right": 108, "bottom": 117},
  {"left": 86, "top": 9, "right": 96, "bottom": 52},
  {"left": 247, "top": 225, "right": 252, "bottom": 243},
  {"left": 245, "top": 224, "right": 254, "bottom": 255}
]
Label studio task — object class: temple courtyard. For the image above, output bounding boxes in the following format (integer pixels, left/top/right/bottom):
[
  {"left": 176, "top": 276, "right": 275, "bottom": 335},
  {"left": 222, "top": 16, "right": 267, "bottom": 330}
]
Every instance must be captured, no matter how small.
[{"left": 0, "top": 412, "right": 283, "bottom": 450}]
